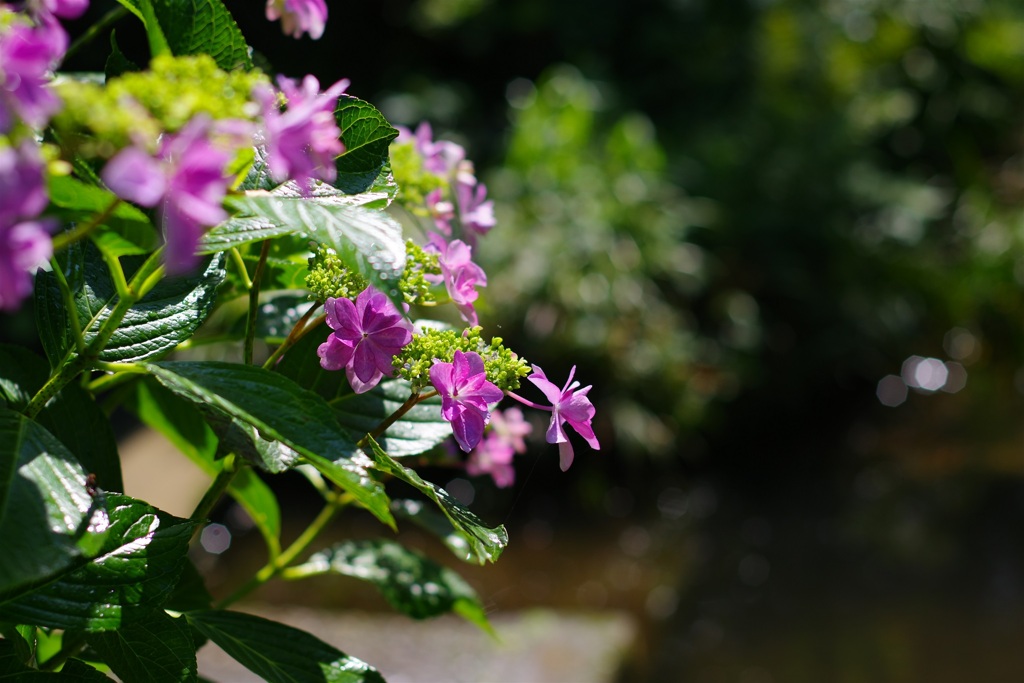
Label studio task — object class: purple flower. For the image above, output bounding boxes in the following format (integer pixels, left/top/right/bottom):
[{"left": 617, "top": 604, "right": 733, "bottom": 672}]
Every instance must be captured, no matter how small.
[
  {"left": 465, "top": 407, "right": 532, "bottom": 487},
  {"left": 102, "top": 118, "right": 234, "bottom": 273},
  {"left": 455, "top": 179, "right": 495, "bottom": 243},
  {"left": 397, "top": 122, "right": 465, "bottom": 176},
  {"left": 425, "top": 187, "right": 454, "bottom": 236},
  {"left": 0, "top": 142, "right": 51, "bottom": 311},
  {"left": 466, "top": 435, "right": 515, "bottom": 488},
  {"left": 0, "top": 17, "right": 66, "bottom": 132},
  {"left": 509, "top": 365, "right": 599, "bottom": 471},
  {"left": 318, "top": 286, "right": 413, "bottom": 394},
  {"left": 265, "top": 0, "right": 328, "bottom": 40},
  {"left": 429, "top": 350, "right": 504, "bottom": 452},
  {"left": 255, "top": 75, "right": 348, "bottom": 194},
  {"left": 29, "top": 0, "right": 88, "bottom": 19},
  {"left": 426, "top": 233, "right": 487, "bottom": 326}
]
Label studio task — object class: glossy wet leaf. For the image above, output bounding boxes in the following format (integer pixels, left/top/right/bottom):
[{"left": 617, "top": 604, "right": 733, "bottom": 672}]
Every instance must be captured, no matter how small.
[
  {"left": 144, "top": 361, "right": 393, "bottom": 528},
  {"left": 333, "top": 379, "right": 451, "bottom": 457},
  {"left": 0, "top": 493, "right": 193, "bottom": 631},
  {"left": 365, "top": 437, "right": 507, "bottom": 564},
  {"left": 33, "top": 242, "right": 226, "bottom": 364},
  {"left": 0, "top": 409, "right": 108, "bottom": 602},
  {"left": 391, "top": 499, "right": 479, "bottom": 564},
  {"left": 215, "top": 195, "right": 405, "bottom": 308},
  {"left": 86, "top": 610, "right": 196, "bottom": 683},
  {"left": 187, "top": 610, "right": 386, "bottom": 683},
  {"left": 294, "top": 539, "right": 491, "bottom": 631},
  {"left": 333, "top": 96, "right": 399, "bottom": 195}
]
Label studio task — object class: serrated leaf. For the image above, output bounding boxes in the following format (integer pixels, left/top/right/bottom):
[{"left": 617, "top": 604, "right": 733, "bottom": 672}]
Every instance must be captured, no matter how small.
[
  {"left": 47, "top": 175, "right": 157, "bottom": 257},
  {"left": 215, "top": 195, "right": 405, "bottom": 308},
  {"left": 86, "top": 610, "right": 196, "bottom": 683},
  {"left": 0, "top": 493, "right": 194, "bottom": 631},
  {"left": 333, "top": 379, "right": 451, "bottom": 457},
  {"left": 365, "top": 437, "right": 507, "bottom": 565},
  {"left": 187, "top": 610, "right": 386, "bottom": 683},
  {"left": 144, "top": 361, "right": 393, "bottom": 528},
  {"left": 294, "top": 539, "right": 491, "bottom": 631},
  {"left": 33, "top": 242, "right": 226, "bottom": 364},
  {"left": 120, "top": 0, "right": 252, "bottom": 70},
  {"left": 391, "top": 499, "right": 479, "bottom": 564},
  {"left": 333, "top": 96, "right": 400, "bottom": 195},
  {"left": 0, "top": 409, "right": 108, "bottom": 601},
  {"left": 0, "top": 643, "right": 111, "bottom": 680},
  {"left": 121, "top": 378, "right": 281, "bottom": 558}
]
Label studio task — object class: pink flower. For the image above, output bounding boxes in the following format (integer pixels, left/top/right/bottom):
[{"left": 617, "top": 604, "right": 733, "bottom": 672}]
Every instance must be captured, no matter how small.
[
  {"left": 426, "top": 233, "right": 486, "bottom": 326},
  {"left": 425, "top": 187, "right": 454, "bottom": 236},
  {"left": 455, "top": 179, "right": 495, "bottom": 243},
  {"left": 509, "top": 365, "right": 599, "bottom": 471},
  {"left": 0, "top": 142, "right": 51, "bottom": 311},
  {"left": 0, "top": 16, "right": 66, "bottom": 132},
  {"left": 318, "top": 286, "right": 413, "bottom": 394},
  {"left": 30, "top": 0, "right": 88, "bottom": 20},
  {"left": 254, "top": 74, "right": 348, "bottom": 194},
  {"left": 265, "top": 0, "right": 328, "bottom": 40},
  {"left": 429, "top": 350, "right": 504, "bottom": 452},
  {"left": 397, "top": 122, "right": 465, "bottom": 176},
  {"left": 466, "top": 407, "right": 532, "bottom": 488},
  {"left": 102, "top": 118, "right": 234, "bottom": 273}
]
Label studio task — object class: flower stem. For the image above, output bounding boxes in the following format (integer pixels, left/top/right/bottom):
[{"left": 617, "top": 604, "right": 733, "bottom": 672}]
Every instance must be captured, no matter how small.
[
  {"left": 262, "top": 304, "right": 319, "bottom": 370},
  {"left": 358, "top": 390, "right": 438, "bottom": 447},
  {"left": 214, "top": 489, "right": 351, "bottom": 609},
  {"left": 51, "top": 198, "right": 121, "bottom": 253},
  {"left": 244, "top": 240, "right": 271, "bottom": 365},
  {"left": 190, "top": 455, "right": 238, "bottom": 527},
  {"left": 64, "top": 6, "right": 128, "bottom": 62}
]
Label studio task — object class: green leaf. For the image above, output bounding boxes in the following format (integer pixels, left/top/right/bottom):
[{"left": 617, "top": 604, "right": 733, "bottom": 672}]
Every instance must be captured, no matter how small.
[
  {"left": 365, "top": 437, "right": 507, "bottom": 565},
  {"left": 105, "top": 30, "right": 140, "bottom": 80},
  {"left": 294, "top": 539, "right": 491, "bottom": 631},
  {"left": 144, "top": 361, "right": 393, "bottom": 528},
  {"left": 121, "top": 378, "right": 281, "bottom": 557},
  {"left": 119, "top": 0, "right": 252, "bottom": 70},
  {"left": 165, "top": 557, "right": 213, "bottom": 613},
  {"left": 0, "top": 642, "right": 111, "bottom": 680},
  {"left": 0, "top": 493, "right": 195, "bottom": 631},
  {"left": 86, "top": 610, "right": 196, "bottom": 683},
  {"left": 215, "top": 195, "right": 405, "bottom": 307},
  {"left": 186, "top": 610, "right": 385, "bottom": 683},
  {"left": 33, "top": 242, "right": 227, "bottom": 364},
  {"left": 0, "top": 409, "right": 108, "bottom": 601},
  {"left": 0, "top": 344, "right": 124, "bottom": 493},
  {"left": 333, "top": 379, "right": 451, "bottom": 457},
  {"left": 391, "top": 499, "right": 481, "bottom": 564},
  {"left": 47, "top": 175, "right": 157, "bottom": 257},
  {"left": 333, "top": 96, "right": 400, "bottom": 195}
]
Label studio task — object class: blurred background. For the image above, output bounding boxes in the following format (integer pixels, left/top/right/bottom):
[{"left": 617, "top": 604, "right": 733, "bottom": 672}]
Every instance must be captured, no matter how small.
[{"left": 25, "top": 0, "right": 1024, "bottom": 679}]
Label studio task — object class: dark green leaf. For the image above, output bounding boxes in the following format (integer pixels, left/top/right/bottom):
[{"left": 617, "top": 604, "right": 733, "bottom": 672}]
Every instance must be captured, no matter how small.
[
  {"left": 0, "top": 494, "right": 194, "bottom": 631},
  {"left": 365, "top": 437, "right": 507, "bottom": 564},
  {"left": 295, "top": 539, "right": 491, "bottom": 631},
  {"left": 87, "top": 610, "right": 196, "bottom": 683},
  {"left": 47, "top": 175, "right": 156, "bottom": 257},
  {"left": 121, "top": 379, "right": 281, "bottom": 557},
  {"left": 165, "top": 557, "right": 212, "bottom": 613},
  {"left": 33, "top": 242, "right": 226, "bottom": 364},
  {"left": 216, "top": 195, "right": 405, "bottom": 307},
  {"left": 144, "top": 361, "right": 393, "bottom": 528},
  {"left": 187, "top": 610, "right": 385, "bottom": 683},
  {"left": 0, "top": 642, "right": 111, "bottom": 680},
  {"left": 391, "top": 499, "right": 481, "bottom": 564},
  {"left": 224, "top": 292, "right": 314, "bottom": 342},
  {"left": 207, "top": 415, "right": 299, "bottom": 474},
  {"left": 0, "top": 344, "right": 124, "bottom": 493},
  {"left": 105, "top": 30, "right": 140, "bottom": 79},
  {"left": 333, "top": 380, "right": 450, "bottom": 457},
  {"left": 120, "top": 0, "right": 252, "bottom": 70},
  {"left": 333, "top": 96, "right": 400, "bottom": 195},
  {"left": 0, "top": 409, "right": 108, "bottom": 601}
]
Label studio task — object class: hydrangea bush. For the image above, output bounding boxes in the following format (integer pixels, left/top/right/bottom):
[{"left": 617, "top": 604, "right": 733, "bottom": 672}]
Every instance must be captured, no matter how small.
[{"left": 0, "top": 1, "right": 599, "bottom": 679}]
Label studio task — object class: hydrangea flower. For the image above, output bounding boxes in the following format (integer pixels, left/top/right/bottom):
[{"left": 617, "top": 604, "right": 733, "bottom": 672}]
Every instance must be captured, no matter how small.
[
  {"left": 318, "top": 286, "right": 414, "bottom": 394},
  {"left": 430, "top": 350, "right": 504, "bottom": 452},
  {"left": 254, "top": 74, "right": 348, "bottom": 194},
  {"left": 102, "top": 117, "right": 234, "bottom": 273},
  {"left": 466, "top": 407, "right": 532, "bottom": 487},
  {"left": 426, "top": 233, "right": 487, "bottom": 326},
  {"left": 30, "top": 0, "right": 88, "bottom": 20},
  {"left": 425, "top": 187, "right": 455, "bottom": 236},
  {"left": 509, "top": 365, "right": 599, "bottom": 471},
  {"left": 0, "top": 142, "right": 52, "bottom": 311},
  {"left": 265, "top": 0, "right": 328, "bottom": 40},
  {"left": 396, "top": 121, "right": 465, "bottom": 176},
  {"left": 455, "top": 178, "right": 495, "bottom": 243},
  {"left": 0, "top": 15, "right": 67, "bottom": 132}
]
